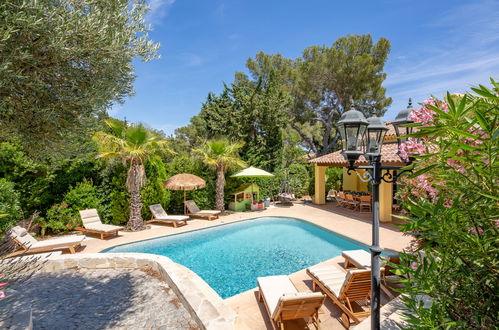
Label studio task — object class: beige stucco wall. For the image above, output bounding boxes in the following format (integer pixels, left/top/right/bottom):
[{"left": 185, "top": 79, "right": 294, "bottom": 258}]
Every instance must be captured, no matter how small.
[{"left": 314, "top": 165, "right": 327, "bottom": 204}]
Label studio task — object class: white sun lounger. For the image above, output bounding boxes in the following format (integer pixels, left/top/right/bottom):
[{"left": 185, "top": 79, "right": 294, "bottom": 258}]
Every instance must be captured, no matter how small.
[
  {"left": 257, "top": 275, "right": 325, "bottom": 330},
  {"left": 342, "top": 249, "right": 372, "bottom": 269},
  {"left": 185, "top": 200, "right": 221, "bottom": 220},
  {"left": 77, "top": 209, "right": 124, "bottom": 240},
  {"left": 9, "top": 226, "right": 84, "bottom": 255},
  {"left": 147, "top": 204, "right": 189, "bottom": 227}
]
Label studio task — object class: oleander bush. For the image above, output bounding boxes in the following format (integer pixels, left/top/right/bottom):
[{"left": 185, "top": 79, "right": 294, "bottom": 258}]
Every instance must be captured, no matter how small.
[
  {"left": 394, "top": 79, "right": 498, "bottom": 329},
  {"left": 0, "top": 179, "right": 21, "bottom": 233}
]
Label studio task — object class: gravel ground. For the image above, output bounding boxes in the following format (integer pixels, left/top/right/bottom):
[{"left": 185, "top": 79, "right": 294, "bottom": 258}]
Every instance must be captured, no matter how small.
[{"left": 0, "top": 268, "right": 200, "bottom": 329}]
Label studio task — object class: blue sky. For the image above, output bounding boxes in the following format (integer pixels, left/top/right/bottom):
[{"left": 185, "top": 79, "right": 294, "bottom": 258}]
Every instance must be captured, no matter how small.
[{"left": 112, "top": 0, "right": 499, "bottom": 135}]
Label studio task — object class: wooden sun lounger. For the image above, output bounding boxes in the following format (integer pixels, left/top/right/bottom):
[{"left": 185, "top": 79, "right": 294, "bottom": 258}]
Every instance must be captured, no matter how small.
[
  {"left": 8, "top": 226, "right": 84, "bottom": 256},
  {"left": 185, "top": 200, "right": 221, "bottom": 220},
  {"left": 77, "top": 209, "right": 124, "bottom": 240},
  {"left": 342, "top": 249, "right": 401, "bottom": 299},
  {"left": 146, "top": 204, "right": 189, "bottom": 227},
  {"left": 307, "top": 265, "right": 372, "bottom": 328},
  {"left": 257, "top": 275, "right": 325, "bottom": 330}
]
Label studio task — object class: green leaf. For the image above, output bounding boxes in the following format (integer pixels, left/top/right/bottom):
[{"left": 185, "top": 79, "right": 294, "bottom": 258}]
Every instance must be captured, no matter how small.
[
  {"left": 474, "top": 109, "right": 491, "bottom": 133},
  {"left": 409, "top": 164, "right": 438, "bottom": 178},
  {"left": 447, "top": 127, "right": 483, "bottom": 140},
  {"left": 477, "top": 192, "right": 499, "bottom": 201}
]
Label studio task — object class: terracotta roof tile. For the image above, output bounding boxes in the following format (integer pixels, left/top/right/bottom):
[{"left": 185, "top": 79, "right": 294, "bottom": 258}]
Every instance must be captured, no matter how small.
[{"left": 309, "top": 142, "right": 406, "bottom": 167}]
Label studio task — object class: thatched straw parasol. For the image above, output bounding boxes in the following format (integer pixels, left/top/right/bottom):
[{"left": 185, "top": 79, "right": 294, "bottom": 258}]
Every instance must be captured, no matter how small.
[{"left": 164, "top": 174, "right": 206, "bottom": 214}]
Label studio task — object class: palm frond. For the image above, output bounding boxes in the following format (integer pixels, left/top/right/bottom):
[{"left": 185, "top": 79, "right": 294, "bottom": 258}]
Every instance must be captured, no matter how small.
[{"left": 194, "top": 138, "right": 246, "bottom": 171}]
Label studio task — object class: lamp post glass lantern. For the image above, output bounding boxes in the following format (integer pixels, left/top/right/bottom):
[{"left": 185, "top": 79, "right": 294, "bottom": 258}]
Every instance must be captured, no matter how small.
[
  {"left": 392, "top": 98, "right": 415, "bottom": 147},
  {"left": 365, "top": 116, "right": 389, "bottom": 155},
  {"left": 337, "top": 106, "right": 412, "bottom": 330},
  {"left": 337, "top": 109, "right": 368, "bottom": 166}
]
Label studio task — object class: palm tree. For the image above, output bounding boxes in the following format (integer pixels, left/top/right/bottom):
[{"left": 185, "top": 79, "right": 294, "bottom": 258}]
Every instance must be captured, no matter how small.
[
  {"left": 194, "top": 139, "right": 246, "bottom": 211},
  {"left": 93, "top": 119, "right": 171, "bottom": 231}
]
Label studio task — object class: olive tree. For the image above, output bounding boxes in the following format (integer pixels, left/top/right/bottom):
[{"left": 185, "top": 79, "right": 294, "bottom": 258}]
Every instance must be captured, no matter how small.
[{"left": 0, "top": 0, "right": 159, "bottom": 155}]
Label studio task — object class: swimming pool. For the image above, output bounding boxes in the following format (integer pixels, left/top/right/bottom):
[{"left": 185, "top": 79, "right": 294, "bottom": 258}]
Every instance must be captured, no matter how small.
[{"left": 103, "top": 217, "right": 368, "bottom": 298}]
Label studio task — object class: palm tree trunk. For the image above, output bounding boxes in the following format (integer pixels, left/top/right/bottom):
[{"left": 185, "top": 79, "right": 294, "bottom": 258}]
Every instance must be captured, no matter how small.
[
  {"left": 215, "top": 165, "right": 225, "bottom": 211},
  {"left": 127, "top": 161, "right": 145, "bottom": 231}
]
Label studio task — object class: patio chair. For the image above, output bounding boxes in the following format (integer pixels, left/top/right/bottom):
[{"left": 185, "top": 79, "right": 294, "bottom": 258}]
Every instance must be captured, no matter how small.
[
  {"left": 344, "top": 194, "right": 359, "bottom": 210},
  {"left": 147, "top": 204, "right": 189, "bottom": 227},
  {"left": 8, "top": 226, "right": 84, "bottom": 255},
  {"left": 306, "top": 265, "right": 372, "bottom": 328},
  {"left": 257, "top": 275, "right": 325, "bottom": 330},
  {"left": 327, "top": 189, "right": 337, "bottom": 202},
  {"left": 359, "top": 195, "right": 372, "bottom": 212},
  {"left": 77, "top": 209, "right": 124, "bottom": 240},
  {"left": 185, "top": 200, "right": 221, "bottom": 220},
  {"left": 336, "top": 192, "right": 349, "bottom": 208}
]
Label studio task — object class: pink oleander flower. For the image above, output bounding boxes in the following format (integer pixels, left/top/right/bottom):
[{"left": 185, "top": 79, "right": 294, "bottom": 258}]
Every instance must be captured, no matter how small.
[
  {"left": 424, "top": 98, "right": 435, "bottom": 106},
  {"left": 411, "top": 262, "right": 418, "bottom": 270},
  {"left": 441, "top": 102, "right": 449, "bottom": 113},
  {"left": 415, "top": 174, "right": 439, "bottom": 202},
  {"left": 469, "top": 227, "right": 484, "bottom": 235},
  {"left": 0, "top": 291, "right": 4, "bottom": 299},
  {"left": 399, "top": 138, "right": 424, "bottom": 161},
  {"left": 399, "top": 144, "right": 409, "bottom": 162},
  {"left": 443, "top": 198, "right": 453, "bottom": 208},
  {"left": 408, "top": 98, "right": 439, "bottom": 125},
  {"left": 447, "top": 158, "right": 466, "bottom": 174},
  {"left": 436, "top": 181, "right": 446, "bottom": 186}
]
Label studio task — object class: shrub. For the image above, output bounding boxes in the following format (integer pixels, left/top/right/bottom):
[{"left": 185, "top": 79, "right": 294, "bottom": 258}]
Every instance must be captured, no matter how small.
[
  {"left": 325, "top": 167, "right": 342, "bottom": 191},
  {"left": 286, "top": 163, "right": 310, "bottom": 197},
  {"left": 64, "top": 179, "right": 105, "bottom": 216},
  {"left": 98, "top": 161, "right": 129, "bottom": 225},
  {"left": 394, "top": 80, "right": 498, "bottom": 328},
  {"left": 141, "top": 157, "right": 171, "bottom": 220},
  {"left": 0, "top": 179, "right": 21, "bottom": 233},
  {"left": 40, "top": 202, "right": 80, "bottom": 236}
]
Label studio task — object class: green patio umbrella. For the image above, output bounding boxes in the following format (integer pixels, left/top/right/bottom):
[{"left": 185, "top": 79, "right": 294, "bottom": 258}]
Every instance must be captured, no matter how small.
[
  {"left": 231, "top": 167, "right": 274, "bottom": 203},
  {"left": 231, "top": 166, "right": 274, "bottom": 178}
]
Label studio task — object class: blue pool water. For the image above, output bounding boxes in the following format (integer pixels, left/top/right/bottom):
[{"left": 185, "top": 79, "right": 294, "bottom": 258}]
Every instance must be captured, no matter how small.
[{"left": 103, "top": 217, "right": 368, "bottom": 298}]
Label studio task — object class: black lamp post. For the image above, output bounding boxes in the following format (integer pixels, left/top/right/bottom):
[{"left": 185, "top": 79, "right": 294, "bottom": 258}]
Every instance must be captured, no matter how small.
[{"left": 337, "top": 103, "right": 414, "bottom": 330}]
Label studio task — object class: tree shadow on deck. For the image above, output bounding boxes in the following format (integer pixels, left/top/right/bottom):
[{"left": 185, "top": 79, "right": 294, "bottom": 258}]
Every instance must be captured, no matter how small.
[{"left": 0, "top": 269, "right": 169, "bottom": 329}]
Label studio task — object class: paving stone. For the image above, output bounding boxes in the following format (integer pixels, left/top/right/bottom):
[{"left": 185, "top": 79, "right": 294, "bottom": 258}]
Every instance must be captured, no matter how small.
[{"left": 0, "top": 268, "right": 201, "bottom": 330}]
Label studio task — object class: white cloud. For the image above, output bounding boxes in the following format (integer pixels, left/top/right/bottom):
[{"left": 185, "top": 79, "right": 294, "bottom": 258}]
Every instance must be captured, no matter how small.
[
  {"left": 383, "top": 0, "right": 499, "bottom": 120},
  {"left": 215, "top": 3, "right": 225, "bottom": 17},
  {"left": 185, "top": 53, "right": 203, "bottom": 67},
  {"left": 146, "top": 0, "right": 176, "bottom": 26}
]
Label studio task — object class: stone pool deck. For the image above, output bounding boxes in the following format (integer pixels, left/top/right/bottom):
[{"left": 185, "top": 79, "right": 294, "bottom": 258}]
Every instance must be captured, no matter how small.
[
  {"left": 70, "top": 202, "right": 412, "bottom": 329},
  {"left": 79, "top": 202, "right": 412, "bottom": 254},
  {"left": 1, "top": 268, "right": 199, "bottom": 329}
]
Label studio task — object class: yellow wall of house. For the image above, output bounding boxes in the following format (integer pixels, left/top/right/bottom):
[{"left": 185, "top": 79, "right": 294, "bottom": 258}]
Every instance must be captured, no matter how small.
[
  {"left": 379, "top": 170, "right": 393, "bottom": 222},
  {"left": 342, "top": 167, "right": 356, "bottom": 191},
  {"left": 342, "top": 168, "right": 369, "bottom": 192},
  {"left": 314, "top": 165, "right": 327, "bottom": 204},
  {"left": 356, "top": 170, "right": 369, "bottom": 192}
]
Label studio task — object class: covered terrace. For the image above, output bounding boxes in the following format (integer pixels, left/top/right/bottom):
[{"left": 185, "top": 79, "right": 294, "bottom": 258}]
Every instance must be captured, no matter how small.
[{"left": 309, "top": 124, "right": 406, "bottom": 222}]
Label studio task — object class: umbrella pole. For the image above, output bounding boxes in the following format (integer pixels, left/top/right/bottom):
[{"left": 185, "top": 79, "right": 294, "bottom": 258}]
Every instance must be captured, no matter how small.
[{"left": 184, "top": 190, "right": 187, "bottom": 215}]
